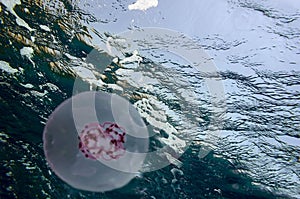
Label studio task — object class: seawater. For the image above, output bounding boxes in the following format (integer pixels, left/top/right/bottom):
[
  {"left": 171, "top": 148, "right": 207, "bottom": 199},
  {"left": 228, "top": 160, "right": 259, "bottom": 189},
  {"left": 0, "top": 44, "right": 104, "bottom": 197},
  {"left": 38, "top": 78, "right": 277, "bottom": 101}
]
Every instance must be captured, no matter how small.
[{"left": 0, "top": 0, "right": 299, "bottom": 198}]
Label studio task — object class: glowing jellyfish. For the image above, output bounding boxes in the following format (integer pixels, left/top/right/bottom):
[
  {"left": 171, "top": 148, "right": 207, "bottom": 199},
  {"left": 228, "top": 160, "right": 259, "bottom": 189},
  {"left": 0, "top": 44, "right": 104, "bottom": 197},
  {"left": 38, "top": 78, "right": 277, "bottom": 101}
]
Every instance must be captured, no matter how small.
[{"left": 43, "top": 91, "right": 149, "bottom": 192}]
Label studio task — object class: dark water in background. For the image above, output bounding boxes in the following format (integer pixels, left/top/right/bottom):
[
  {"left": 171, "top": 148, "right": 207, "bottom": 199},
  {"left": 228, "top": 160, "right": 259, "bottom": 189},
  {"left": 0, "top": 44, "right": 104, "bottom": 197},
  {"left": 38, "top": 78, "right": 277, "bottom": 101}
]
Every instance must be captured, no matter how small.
[{"left": 0, "top": 0, "right": 299, "bottom": 198}]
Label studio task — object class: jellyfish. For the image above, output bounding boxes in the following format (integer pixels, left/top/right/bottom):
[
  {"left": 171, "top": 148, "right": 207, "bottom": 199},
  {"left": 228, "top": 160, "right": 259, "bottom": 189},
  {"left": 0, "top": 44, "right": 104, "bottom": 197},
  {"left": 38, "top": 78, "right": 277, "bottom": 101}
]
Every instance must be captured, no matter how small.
[
  {"left": 77, "top": 122, "right": 126, "bottom": 161},
  {"left": 43, "top": 91, "right": 149, "bottom": 192}
]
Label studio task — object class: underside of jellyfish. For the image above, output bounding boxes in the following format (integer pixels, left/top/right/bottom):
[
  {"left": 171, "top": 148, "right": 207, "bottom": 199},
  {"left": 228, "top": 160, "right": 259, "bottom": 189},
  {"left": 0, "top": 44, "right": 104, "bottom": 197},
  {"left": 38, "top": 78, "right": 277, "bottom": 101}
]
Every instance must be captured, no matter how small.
[
  {"left": 43, "top": 91, "right": 149, "bottom": 192},
  {"left": 78, "top": 122, "right": 126, "bottom": 161}
]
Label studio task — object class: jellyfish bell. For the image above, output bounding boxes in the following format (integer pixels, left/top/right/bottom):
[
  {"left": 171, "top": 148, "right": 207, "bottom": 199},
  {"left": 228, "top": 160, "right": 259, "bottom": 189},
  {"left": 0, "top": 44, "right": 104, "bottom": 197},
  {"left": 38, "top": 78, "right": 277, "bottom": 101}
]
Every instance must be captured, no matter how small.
[{"left": 43, "top": 91, "right": 149, "bottom": 192}]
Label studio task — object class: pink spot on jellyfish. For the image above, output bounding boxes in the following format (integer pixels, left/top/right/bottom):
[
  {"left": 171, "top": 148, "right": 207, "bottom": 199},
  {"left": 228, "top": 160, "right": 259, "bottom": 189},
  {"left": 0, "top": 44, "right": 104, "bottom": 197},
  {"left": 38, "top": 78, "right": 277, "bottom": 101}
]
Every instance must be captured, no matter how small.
[
  {"left": 78, "top": 122, "right": 126, "bottom": 160},
  {"left": 43, "top": 91, "right": 149, "bottom": 192}
]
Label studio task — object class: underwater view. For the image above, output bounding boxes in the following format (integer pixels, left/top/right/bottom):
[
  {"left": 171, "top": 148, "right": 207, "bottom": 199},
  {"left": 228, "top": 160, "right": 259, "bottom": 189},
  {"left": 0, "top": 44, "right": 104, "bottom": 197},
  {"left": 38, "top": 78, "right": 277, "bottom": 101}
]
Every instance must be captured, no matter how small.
[{"left": 0, "top": 0, "right": 299, "bottom": 198}]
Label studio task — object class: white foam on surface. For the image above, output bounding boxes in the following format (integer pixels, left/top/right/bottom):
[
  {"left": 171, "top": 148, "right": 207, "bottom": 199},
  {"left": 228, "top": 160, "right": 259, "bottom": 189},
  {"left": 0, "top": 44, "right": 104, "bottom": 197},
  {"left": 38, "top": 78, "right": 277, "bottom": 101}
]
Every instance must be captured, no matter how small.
[
  {"left": 20, "top": 83, "right": 34, "bottom": 88},
  {"left": 0, "top": 60, "right": 18, "bottom": 74},
  {"left": 119, "top": 50, "right": 143, "bottom": 65},
  {"left": 134, "top": 97, "right": 186, "bottom": 154},
  {"left": 30, "top": 90, "right": 48, "bottom": 97},
  {"left": 1, "top": 0, "right": 34, "bottom": 31},
  {"left": 39, "top": 25, "right": 51, "bottom": 32},
  {"left": 128, "top": 0, "right": 158, "bottom": 11},
  {"left": 20, "top": 47, "right": 34, "bottom": 58},
  {"left": 20, "top": 47, "right": 35, "bottom": 67}
]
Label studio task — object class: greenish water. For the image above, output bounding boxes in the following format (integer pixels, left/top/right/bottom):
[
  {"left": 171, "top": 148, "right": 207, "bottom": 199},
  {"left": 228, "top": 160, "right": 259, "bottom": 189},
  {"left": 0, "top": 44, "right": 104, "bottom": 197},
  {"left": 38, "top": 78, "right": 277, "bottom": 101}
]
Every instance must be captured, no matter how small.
[{"left": 0, "top": 0, "right": 299, "bottom": 198}]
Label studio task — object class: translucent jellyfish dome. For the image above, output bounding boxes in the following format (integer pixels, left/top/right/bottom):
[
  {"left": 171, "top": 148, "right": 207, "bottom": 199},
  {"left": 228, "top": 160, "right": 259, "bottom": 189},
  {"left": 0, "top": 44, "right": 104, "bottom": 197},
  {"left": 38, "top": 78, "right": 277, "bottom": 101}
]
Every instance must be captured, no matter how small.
[{"left": 43, "top": 91, "right": 149, "bottom": 192}]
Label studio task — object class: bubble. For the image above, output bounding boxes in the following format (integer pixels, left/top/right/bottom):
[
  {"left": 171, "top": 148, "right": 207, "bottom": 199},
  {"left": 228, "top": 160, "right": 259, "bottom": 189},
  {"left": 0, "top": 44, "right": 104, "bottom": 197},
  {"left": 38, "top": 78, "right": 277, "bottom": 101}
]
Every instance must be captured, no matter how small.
[{"left": 43, "top": 91, "right": 149, "bottom": 192}]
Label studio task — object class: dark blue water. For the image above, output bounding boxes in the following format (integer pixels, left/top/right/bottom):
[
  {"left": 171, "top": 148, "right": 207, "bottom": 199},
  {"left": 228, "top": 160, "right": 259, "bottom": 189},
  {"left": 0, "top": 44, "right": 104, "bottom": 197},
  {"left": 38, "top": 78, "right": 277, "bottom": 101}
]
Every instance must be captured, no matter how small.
[{"left": 0, "top": 0, "right": 299, "bottom": 198}]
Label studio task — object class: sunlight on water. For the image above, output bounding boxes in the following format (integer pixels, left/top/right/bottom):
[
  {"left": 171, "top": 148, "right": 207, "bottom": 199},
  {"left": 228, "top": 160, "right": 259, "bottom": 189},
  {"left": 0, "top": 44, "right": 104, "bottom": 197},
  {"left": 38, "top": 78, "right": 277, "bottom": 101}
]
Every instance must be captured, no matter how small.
[{"left": 0, "top": 0, "right": 299, "bottom": 198}]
